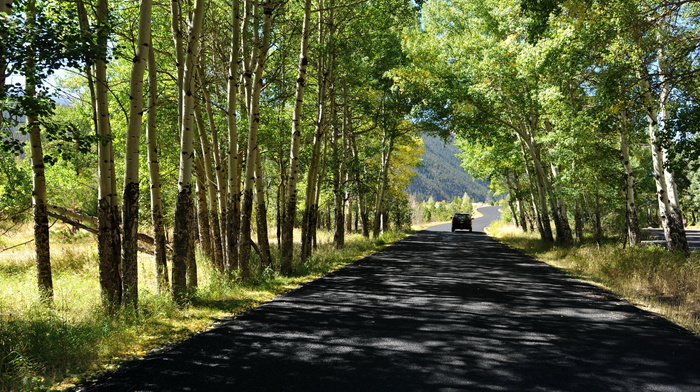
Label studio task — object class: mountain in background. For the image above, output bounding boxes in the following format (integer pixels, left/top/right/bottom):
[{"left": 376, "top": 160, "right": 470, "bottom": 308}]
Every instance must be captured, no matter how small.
[{"left": 406, "top": 135, "right": 493, "bottom": 202}]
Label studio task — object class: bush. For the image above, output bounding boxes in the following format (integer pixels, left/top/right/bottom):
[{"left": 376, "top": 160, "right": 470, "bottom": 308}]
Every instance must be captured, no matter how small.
[{"left": 0, "top": 153, "right": 31, "bottom": 223}]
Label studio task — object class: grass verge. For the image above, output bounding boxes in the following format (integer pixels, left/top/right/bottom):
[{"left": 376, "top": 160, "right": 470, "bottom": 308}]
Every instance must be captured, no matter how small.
[
  {"left": 488, "top": 221, "right": 700, "bottom": 335},
  {"left": 0, "top": 226, "right": 412, "bottom": 392}
]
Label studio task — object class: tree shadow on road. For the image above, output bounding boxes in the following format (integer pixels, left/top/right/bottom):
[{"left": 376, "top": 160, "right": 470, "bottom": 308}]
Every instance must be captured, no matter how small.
[{"left": 78, "top": 231, "right": 700, "bottom": 392}]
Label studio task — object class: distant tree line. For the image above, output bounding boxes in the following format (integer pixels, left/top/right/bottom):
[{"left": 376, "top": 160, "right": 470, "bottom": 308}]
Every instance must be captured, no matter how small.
[{"left": 411, "top": 193, "right": 474, "bottom": 224}]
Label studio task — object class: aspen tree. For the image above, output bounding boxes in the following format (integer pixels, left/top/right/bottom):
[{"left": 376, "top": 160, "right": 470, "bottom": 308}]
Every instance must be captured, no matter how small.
[
  {"left": 201, "top": 83, "right": 228, "bottom": 268},
  {"left": 225, "top": 0, "right": 242, "bottom": 273},
  {"left": 239, "top": 0, "right": 274, "bottom": 278},
  {"left": 372, "top": 127, "right": 393, "bottom": 238},
  {"left": 641, "top": 72, "right": 689, "bottom": 253},
  {"left": 237, "top": 0, "right": 254, "bottom": 277},
  {"left": 146, "top": 39, "right": 169, "bottom": 292},
  {"left": 254, "top": 148, "right": 272, "bottom": 266},
  {"left": 301, "top": 0, "right": 329, "bottom": 259},
  {"left": 349, "top": 132, "right": 370, "bottom": 237},
  {"left": 333, "top": 87, "right": 348, "bottom": 249},
  {"left": 201, "top": 83, "right": 227, "bottom": 224},
  {"left": 172, "top": 0, "right": 206, "bottom": 302},
  {"left": 122, "top": 0, "right": 153, "bottom": 308},
  {"left": 75, "top": 0, "right": 97, "bottom": 134},
  {"left": 171, "top": 0, "right": 185, "bottom": 123},
  {"left": 324, "top": 2, "right": 345, "bottom": 249},
  {"left": 194, "top": 155, "right": 213, "bottom": 259},
  {"left": 195, "top": 106, "right": 224, "bottom": 270},
  {"left": 281, "top": 0, "right": 312, "bottom": 274},
  {"left": 619, "top": 112, "right": 641, "bottom": 246},
  {"left": 25, "top": 0, "right": 53, "bottom": 302},
  {"left": 95, "top": 0, "right": 122, "bottom": 309},
  {"left": 642, "top": 18, "right": 689, "bottom": 253}
]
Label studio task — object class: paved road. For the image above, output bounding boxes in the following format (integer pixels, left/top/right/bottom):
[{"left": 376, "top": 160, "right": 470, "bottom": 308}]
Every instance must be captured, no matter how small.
[
  {"left": 646, "top": 228, "right": 700, "bottom": 250},
  {"left": 80, "top": 206, "right": 700, "bottom": 391}
]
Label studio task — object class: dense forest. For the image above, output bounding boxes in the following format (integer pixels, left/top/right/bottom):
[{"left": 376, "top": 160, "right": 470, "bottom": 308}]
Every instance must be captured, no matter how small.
[
  {"left": 2, "top": 0, "right": 700, "bottom": 312},
  {"left": 1, "top": 0, "right": 424, "bottom": 309},
  {"left": 405, "top": 135, "right": 493, "bottom": 202},
  {"left": 394, "top": 0, "right": 700, "bottom": 251}
]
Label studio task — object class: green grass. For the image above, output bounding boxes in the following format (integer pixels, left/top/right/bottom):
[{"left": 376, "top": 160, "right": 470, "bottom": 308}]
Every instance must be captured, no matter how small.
[
  {"left": 0, "top": 225, "right": 412, "bottom": 391},
  {"left": 489, "top": 222, "right": 700, "bottom": 335}
]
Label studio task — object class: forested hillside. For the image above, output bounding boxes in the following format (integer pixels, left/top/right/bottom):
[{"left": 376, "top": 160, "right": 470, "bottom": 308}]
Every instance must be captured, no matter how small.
[{"left": 406, "top": 135, "right": 492, "bottom": 202}]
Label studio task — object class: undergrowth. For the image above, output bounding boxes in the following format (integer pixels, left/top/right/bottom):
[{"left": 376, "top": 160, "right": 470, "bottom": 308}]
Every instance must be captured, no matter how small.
[
  {"left": 490, "top": 222, "right": 700, "bottom": 334},
  {"left": 0, "top": 225, "right": 410, "bottom": 392}
]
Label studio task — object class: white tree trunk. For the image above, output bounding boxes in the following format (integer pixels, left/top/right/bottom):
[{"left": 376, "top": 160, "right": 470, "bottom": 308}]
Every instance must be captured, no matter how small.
[
  {"left": 26, "top": 0, "right": 52, "bottom": 302},
  {"left": 121, "top": 0, "right": 153, "bottom": 308},
  {"left": 172, "top": 0, "right": 206, "bottom": 302},
  {"left": 95, "top": 0, "right": 122, "bottom": 309},
  {"left": 640, "top": 67, "right": 688, "bottom": 253},
  {"left": 281, "top": 0, "right": 312, "bottom": 274},
  {"left": 373, "top": 131, "right": 393, "bottom": 238},
  {"left": 239, "top": 0, "right": 274, "bottom": 278},
  {"left": 618, "top": 112, "right": 640, "bottom": 246},
  {"left": 301, "top": 2, "right": 328, "bottom": 258},
  {"left": 146, "top": 39, "right": 169, "bottom": 292},
  {"left": 195, "top": 107, "right": 225, "bottom": 271},
  {"left": 254, "top": 148, "right": 272, "bottom": 266},
  {"left": 225, "top": 0, "right": 241, "bottom": 273}
]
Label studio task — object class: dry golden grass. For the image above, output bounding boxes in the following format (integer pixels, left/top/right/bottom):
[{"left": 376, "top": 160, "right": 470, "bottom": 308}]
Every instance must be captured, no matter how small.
[{"left": 0, "top": 222, "right": 409, "bottom": 392}]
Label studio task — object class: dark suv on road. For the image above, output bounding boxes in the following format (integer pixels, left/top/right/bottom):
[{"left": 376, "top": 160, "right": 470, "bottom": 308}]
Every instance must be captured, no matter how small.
[{"left": 451, "top": 213, "right": 472, "bottom": 232}]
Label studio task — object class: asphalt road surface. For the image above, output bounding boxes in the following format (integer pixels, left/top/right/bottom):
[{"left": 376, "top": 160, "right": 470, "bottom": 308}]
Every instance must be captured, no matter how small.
[
  {"left": 79, "top": 206, "right": 700, "bottom": 392},
  {"left": 646, "top": 228, "right": 700, "bottom": 250}
]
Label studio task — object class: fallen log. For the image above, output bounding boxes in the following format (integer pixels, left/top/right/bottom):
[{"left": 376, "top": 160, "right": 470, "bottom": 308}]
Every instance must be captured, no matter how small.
[
  {"left": 47, "top": 210, "right": 98, "bottom": 235},
  {"left": 47, "top": 204, "right": 97, "bottom": 227},
  {"left": 46, "top": 207, "right": 172, "bottom": 257}
]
